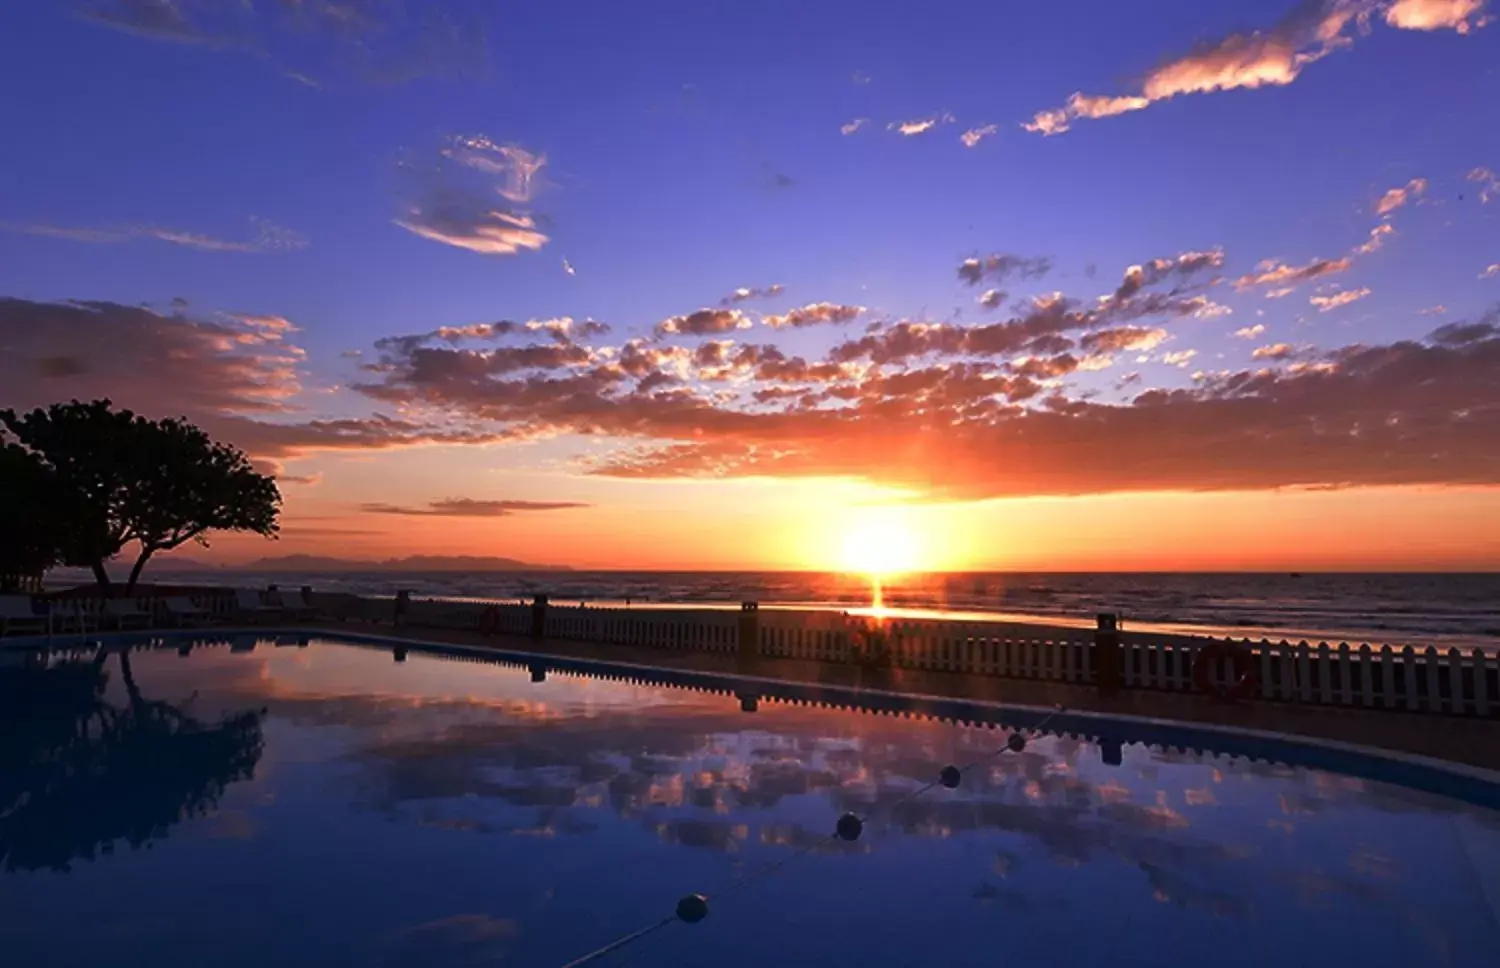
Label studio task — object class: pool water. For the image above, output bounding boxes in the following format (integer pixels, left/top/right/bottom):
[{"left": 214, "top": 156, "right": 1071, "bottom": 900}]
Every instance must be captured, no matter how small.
[{"left": 1, "top": 634, "right": 1498, "bottom": 967}]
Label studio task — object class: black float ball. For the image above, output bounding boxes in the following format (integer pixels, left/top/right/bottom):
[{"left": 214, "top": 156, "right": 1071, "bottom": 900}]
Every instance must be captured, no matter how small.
[
  {"left": 939, "top": 765, "right": 961, "bottom": 789},
  {"left": 676, "top": 894, "right": 709, "bottom": 924},
  {"left": 835, "top": 812, "right": 864, "bottom": 842},
  {"left": 1007, "top": 732, "right": 1026, "bottom": 753}
]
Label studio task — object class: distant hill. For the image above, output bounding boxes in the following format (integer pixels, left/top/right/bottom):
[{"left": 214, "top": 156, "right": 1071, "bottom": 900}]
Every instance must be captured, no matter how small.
[{"left": 233, "top": 554, "right": 570, "bottom": 573}]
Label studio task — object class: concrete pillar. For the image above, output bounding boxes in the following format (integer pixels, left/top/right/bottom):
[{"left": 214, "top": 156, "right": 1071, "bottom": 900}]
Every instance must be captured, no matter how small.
[
  {"left": 1100, "top": 736, "right": 1123, "bottom": 766},
  {"left": 531, "top": 594, "right": 549, "bottom": 639},
  {"left": 393, "top": 646, "right": 408, "bottom": 663},
  {"left": 738, "top": 692, "right": 760, "bottom": 712},
  {"left": 530, "top": 663, "right": 547, "bottom": 683},
  {"left": 738, "top": 601, "right": 760, "bottom": 658},
  {"left": 1094, "top": 613, "right": 1122, "bottom": 696}
]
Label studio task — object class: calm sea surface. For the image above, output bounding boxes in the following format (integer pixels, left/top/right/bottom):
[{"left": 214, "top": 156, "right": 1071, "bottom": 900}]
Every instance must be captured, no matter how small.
[{"left": 127, "top": 570, "right": 1500, "bottom": 651}]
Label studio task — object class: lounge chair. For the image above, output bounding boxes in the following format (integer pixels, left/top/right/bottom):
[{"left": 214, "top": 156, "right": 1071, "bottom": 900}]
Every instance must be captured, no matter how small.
[
  {"left": 0, "top": 595, "right": 45, "bottom": 636},
  {"left": 278, "top": 589, "right": 318, "bottom": 620},
  {"left": 235, "top": 589, "right": 283, "bottom": 622},
  {"left": 101, "top": 599, "right": 152, "bottom": 629},
  {"left": 162, "top": 597, "right": 211, "bottom": 626}
]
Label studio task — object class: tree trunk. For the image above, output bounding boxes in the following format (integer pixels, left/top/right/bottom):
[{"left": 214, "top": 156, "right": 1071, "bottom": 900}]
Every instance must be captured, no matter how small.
[
  {"left": 125, "top": 548, "right": 153, "bottom": 596},
  {"left": 90, "top": 560, "right": 112, "bottom": 597}
]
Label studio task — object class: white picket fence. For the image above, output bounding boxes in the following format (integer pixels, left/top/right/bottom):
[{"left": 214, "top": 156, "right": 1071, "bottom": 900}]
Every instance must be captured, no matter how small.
[{"left": 393, "top": 598, "right": 1499, "bottom": 718}]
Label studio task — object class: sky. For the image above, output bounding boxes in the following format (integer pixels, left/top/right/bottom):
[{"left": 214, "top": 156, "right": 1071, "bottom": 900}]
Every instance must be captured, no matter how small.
[{"left": 2, "top": 0, "right": 1499, "bottom": 572}]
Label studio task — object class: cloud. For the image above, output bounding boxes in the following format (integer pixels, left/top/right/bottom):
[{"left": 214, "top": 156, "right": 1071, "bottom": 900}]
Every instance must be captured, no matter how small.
[
  {"left": 1383, "top": 0, "right": 1491, "bottom": 33},
  {"left": 76, "top": 0, "right": 489, "bottom": 85},
  {"left": 958, "top": 254, "right": 1052, "bottom": 286},
  {"left": 1419, "top": 305, "right": 1447, "bottom": 315},
  {"left": 1234, "top": 324, "right": 1268, "bottom": 339},
  {"left": 0, "top": 296, "right": 525, "bottom": 465},
  {"left": 1161, "top": 349, "right": 1198, "bottom": 366},
  {"left": 1079, "top": 327, "right": 1170, "bottom": 354},
  {"left": 441, "top": 136, "right": 545, "bottom": 203},
  {"left": 1023, "top": 0, "right": 1486, "bottom": 137},
  {"left": 1109, "top": 250, "right": 1226, "bottom": 302},
  {"left": 1023, "top": 0, "right": 1362, "bottom": 135},
  {"left": 762, "top": 303, "right": 864, "bottom": 329},
  {"left": 840, "top": 118, "right": 867, "bottom": 136},
  {"left": 1309, "top": 287, "right": 1372, "bottom": 311},
  {"left": 851, "top": 70, "right": 872, "bottom": 85},
  {"left": 979, "top": 289, "right": 1006, "bottom": 309},
  {"left": 721, "top": 284, "right": 785, "bottom": 305},
  {"left": 1482, "top": 264, "right": 1500, "bottom": 279},
  {"left": 562, "top": 258, "right": 576, "bottom": 276},
  {"left": 960, "top": 124, "right": 998, "bottom": 148},
  {"left": 1469, "top": 167, "right": 1499, "bottom": 203},
  {"left": 655, "top": 308, "right": 751, "bottom": 337},
  {"left": 395, "top": 134, "right": 549, "bottom": 257},
  {"left": 1234, "top": 255, "right": 1352, "bottom": 291},
  {"left": 0, "top": 216, "right": 306, "bottom": 252},
  {"left": 1353, "top": 224, "right": 1395, "bottom": 256},
  {"left": 888, "top": 113, "right": 954, "bottom": 136},
  {"left": 1374, "top": 177, "right": 1426, "bottom": 216},
  {"left": 1252, "top": 342, "right": 1298, "bottom": 359},
  {"left": 359, "top": 498, "right": 589, "bottom": 517}
]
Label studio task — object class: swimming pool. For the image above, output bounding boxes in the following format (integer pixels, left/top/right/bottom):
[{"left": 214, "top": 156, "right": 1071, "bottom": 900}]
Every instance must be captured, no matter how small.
[{"left": 2, "top": 632, "right": 1498, "bottom": 967}]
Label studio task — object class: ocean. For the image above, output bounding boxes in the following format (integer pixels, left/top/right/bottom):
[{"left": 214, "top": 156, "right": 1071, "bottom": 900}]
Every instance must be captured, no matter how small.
[{"left": 125, "top": 569, "right": 1500, "bottom": 652}]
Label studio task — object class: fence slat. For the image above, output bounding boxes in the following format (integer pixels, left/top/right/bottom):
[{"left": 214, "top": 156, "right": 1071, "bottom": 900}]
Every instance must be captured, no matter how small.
[
  {"left": 1448, "top": 648, "right": 1464, "bottom": 716},
  {"left": 1424, "top": 647, "right": 1442, "bottom": 714},
  {"left": 1297, "top": 643, "right": 1313, "bottom": 703},
  {"left": 1476, "top": 649, "right": 1491, "bottom": 718}
]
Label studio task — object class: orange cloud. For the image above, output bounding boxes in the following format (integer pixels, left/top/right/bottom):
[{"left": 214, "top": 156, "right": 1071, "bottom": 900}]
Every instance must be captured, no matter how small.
[
  {"left": 763, "top": 303, "right": 864, "bottom": 329},
  {"left": 1374, "top": 178, "right": 1426, "bottom": 216},
  {"left": 1234, "top": 255, "right": 1352, "bottom": 291},
  {"left": 1384, "top": 0, "right": 1491, "bottom": 32},
  {"left": 1235, "top": 324, "right": 1267, "bottom": 339},
  {"left": 655, "top": 308, "right": 751, "bottom": 337},
  {"left": 1024, "top": 0, "right": 1484, "bottom": 136},
  {"left": 960, "top": 124, "right": 999, "bottom": 148},
  {"left": 1309, "top": 287, "right": 1372, "bottom": 311}
]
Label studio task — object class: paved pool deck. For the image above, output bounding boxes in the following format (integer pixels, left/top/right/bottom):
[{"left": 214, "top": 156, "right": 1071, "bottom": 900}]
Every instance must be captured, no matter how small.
[{"left": 311, "top": 618, "right": 1500, "bottom": 772}]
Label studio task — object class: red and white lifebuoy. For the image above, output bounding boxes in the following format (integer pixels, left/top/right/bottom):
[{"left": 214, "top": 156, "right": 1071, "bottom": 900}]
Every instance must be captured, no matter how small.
[{"left": 1192, "top": 641, "right": 1258, "bottom": 702}]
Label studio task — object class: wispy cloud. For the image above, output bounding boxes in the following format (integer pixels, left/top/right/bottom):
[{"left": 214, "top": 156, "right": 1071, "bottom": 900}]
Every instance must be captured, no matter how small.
[
  {"left": 76, "top": 0, "right": 489, "bottom": 85},
  {"left": 1235, "top": 324, "right": 1267, "bottom": 339},
  {"left": 395, "top": 134, "right": 549, "bottom": 257},
  {"left": 1022, "top": 0, "right": 1485, "bottom": 136},
  {"left": 1419, "top": 305, "right": 1448, "bottom": 315},
  {"left": 722, "top": 284, "right": 784, "bottom": 305},
  {"left": 958, "top": 253, "right": 1052, "bottom": 286},
  {"left": 1235, "top": 255, "right": 1352, "bottom": 291},
  {"left": 1252, "top": 342, "right": 1298, "bottom": 359},
  {"left": 1482, "top": 264, "right": 1500, "bottom": 279},
  {"left": 960, "top": 124, "right": 998, "bottom": 148},
  {"left": 1161, "top": 349, "right": 1197, "bottom": 367},
  {"left": 888, "top": 112, "right": 955, "bottom": 136},
  {"left": 1375, "top": 177, "right": 1426, "bottom": 216},
  {"left": 359, "top": 498, "right": 589, "bottom": 517},
  {"left": 0, "top": 216, "right": 306, "bottom": 252},
  {"left": 1469, "top": 167, "right": 1499, "bottom": 203},
  {"left": 1353, "top": 223, "right": 1395, "bottom": 254},
  {"left": 840, "top": 118, "right": 867, "bottom": 136},
  {"left": 1309, "top": 287, "right": 1372, "bottom": 311}
]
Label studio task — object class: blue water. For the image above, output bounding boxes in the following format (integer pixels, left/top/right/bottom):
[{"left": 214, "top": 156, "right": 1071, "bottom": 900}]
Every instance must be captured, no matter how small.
[{"left": 2, "top": 634, "right": 1498, "bottom": 967}]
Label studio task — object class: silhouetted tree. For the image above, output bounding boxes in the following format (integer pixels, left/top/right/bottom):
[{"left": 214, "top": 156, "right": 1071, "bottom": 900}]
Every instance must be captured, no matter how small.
[
  {"left": 0, "top": 443, "right": 64, "bottom": 582},
  {"left": 0, "top": 399, "right": 281, "bottom": 593},
  {"left": 0, "top": 651, "right": 266, "bottom": 873}
]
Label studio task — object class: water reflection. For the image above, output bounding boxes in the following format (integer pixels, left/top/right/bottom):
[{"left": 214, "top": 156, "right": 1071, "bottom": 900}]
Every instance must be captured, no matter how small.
[
  {"left": 0, "top": 650, "right": 265, "bottom": 872},
  {"left": 1, "top": 637, "right": 1496, "bottom": 968}
]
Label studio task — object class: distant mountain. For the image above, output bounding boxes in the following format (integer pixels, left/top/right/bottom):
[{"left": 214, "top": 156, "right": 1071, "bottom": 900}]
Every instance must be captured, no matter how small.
[{"left": 233, "top": 554, "right": 570, "bottom": 573}]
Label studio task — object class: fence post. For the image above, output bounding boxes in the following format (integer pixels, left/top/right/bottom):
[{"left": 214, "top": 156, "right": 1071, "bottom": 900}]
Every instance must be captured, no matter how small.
[
  {"left": 738, "top": 601, "right": 760, "bottom": 658},
  {"left": 531, "top": 594, "right": 549, "bottom": 639},
  {"left": 1094, "top": 613, "right": 1122, "bottom": 696}
]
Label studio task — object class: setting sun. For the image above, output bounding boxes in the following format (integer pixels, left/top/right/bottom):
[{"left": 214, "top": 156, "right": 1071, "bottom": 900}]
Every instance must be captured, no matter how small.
[{"left": 839, "top": 506, "right": 923, "bottom": 576}]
